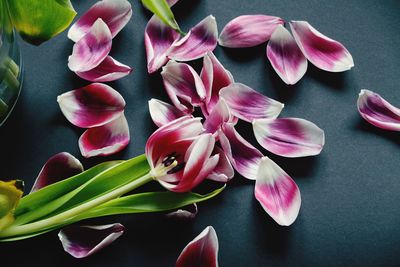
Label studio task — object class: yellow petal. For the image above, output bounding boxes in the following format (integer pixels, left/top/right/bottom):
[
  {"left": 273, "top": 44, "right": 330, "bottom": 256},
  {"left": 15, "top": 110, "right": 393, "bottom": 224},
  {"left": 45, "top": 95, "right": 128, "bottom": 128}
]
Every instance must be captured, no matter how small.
[{"left": 0, "top": 180, "right": 23, "bottom": 231}]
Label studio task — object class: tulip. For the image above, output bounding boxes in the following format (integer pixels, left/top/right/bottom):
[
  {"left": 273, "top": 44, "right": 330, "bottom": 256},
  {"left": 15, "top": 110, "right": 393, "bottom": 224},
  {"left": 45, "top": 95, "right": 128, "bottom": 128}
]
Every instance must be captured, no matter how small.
[{"left": 0, "top": 180, "right": 23, "bottom": 231}]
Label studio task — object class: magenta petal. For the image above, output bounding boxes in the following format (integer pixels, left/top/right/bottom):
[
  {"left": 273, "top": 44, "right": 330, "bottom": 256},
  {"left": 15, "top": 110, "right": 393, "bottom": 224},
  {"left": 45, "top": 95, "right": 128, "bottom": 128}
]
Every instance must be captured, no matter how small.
[
  {"left": 161, "top": 61, "right": 206, "bottom": 112},
  {"left": 219, "top": 15, "right": 284, "bottom": 48},
  {"left": 207, "top": 147, "right": 234, "bottom": 182},
  {"left": 148, "top": 98, "right": 188, "bottom": 127},
  {"left": 167, "top": 15, "right": 218, "bottom": 61},
  {"left": 253, "top": 118, "right": 325, "bottom": 157},
  {"left": 219, "top": 83, "right": 284, "bottom": 122},
  {"left": 166, "top": 203, "right": 198, "bottom": 220},
  {"left": 219, "top": 123, "right": 263, "bottom": 180},
  {"left": 201, "top": 52, "right": 234, "bottom": 114},
  {"left": 68, "top": 0, "right": 132, "bottom": 42},
  {"left": 204, "top": 99, "right": 231, "bottom": 134},
  {"left": 176, "top": 226, "right": 219, "bottom": 267},
  {"left": 59, "top": 223, "right": 124, "bottom": 258},
  {"left": 267, "top": 25, "right": 307, "bottom": 85},
  {"left": 57, "top": 83, "right": 126, "bottom": 128},
  {"left": 79, "top": 114, "right": 130, "bottom": 158},
  {"left": 68, "top": 19, "right": 112, "bottom": 72},
  {"left": 358, "top": 90, "right": 400, "bottom": 131},
  {"left": 255, "top": 157, "right": 301, "bottom": 226},
  {"left": 76, "top": 56, "right": 132, "bottom": 82},
  {"left": 290, "top": 21, "right": 354, "bottom": 72},
  {"left": 31, "top": 152, "right": 83, "bottom": 192}
]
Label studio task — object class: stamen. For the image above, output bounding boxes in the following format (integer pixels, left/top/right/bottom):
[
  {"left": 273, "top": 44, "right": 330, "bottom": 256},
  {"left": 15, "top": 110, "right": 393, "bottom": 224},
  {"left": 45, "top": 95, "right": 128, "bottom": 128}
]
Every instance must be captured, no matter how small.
[{"left": 167, "top": 162, "right": 185, "bottom": 174}]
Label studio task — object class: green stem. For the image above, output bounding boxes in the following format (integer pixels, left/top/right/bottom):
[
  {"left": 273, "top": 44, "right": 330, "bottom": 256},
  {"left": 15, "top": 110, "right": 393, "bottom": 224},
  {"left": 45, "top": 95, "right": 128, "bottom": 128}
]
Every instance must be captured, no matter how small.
[
  {"left": 0, "top": 172, "right": 153, "bottom": 238},
  {"left": 0, "top": 98, "right": 8, "bottom": 117}
]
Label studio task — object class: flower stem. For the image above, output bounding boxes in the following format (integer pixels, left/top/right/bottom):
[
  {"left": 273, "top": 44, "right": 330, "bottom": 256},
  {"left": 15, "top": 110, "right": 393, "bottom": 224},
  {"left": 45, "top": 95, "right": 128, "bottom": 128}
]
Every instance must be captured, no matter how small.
[{"left": 0, "top": 172, "right": 153, "bottom": 239}]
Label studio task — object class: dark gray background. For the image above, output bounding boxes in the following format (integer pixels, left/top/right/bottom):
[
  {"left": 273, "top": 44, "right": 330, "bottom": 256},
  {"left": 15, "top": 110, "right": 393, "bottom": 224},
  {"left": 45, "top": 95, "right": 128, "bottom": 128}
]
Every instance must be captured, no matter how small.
[{"left": 1, "top": 0, "right": 400, "bottom": 266}]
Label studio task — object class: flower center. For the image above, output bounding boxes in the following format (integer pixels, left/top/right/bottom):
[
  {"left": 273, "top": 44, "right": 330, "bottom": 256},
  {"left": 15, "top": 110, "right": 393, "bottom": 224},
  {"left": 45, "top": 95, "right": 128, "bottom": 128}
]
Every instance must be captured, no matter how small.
[{"left": 151, "top": 153, "right": 185, "bottom": 178}]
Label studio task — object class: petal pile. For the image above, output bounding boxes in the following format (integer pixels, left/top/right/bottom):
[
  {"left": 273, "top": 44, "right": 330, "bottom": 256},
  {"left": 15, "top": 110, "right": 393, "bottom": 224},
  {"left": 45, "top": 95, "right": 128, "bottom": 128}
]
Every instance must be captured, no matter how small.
[
  {"left": 58, "top": 83, "right": 130, "bottom": 158},
  {"left": 68, "top": 0, "right": 132, "bottom": 82},
  {"left": 176, "top": 226, "right": 219, "bottom": 267},
  {"left": 357, "top": 89, "right": 400, "bottom": 131}
]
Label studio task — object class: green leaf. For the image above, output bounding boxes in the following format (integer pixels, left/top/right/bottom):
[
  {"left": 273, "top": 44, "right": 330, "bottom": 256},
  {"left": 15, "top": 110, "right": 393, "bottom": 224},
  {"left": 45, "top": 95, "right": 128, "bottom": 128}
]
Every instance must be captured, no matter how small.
[
  {"left": 5, "top": 0, "right": 76, "bottom": 45},
  {"left": 141, "top": 0, "right": 182, "bottom": 33},
  {"left": 73, "top": 185, "right": 226, "bottom": 222}
]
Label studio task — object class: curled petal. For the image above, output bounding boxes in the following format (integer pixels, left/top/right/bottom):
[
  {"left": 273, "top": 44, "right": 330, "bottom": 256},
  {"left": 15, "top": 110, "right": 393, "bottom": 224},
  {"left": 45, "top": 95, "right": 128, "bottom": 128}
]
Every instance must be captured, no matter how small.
[
  {"left": 267, "top": 25, "right": 307, "bottom": 85},
  {"left": 167, "top": 15, "right": 218, "bottom": 61},
  {"left": 255, "top": 157, "right": 301, "bottom": 226},
  {"left": 76, "top": 56, "right": 132, "bottom": 82},
  {"left": 204, "top": 99, "right": 231, "bottom": 134},
  {"left": 219, "top": 123, "right": 263, "bottom": 180},
  {"left": 68, "top": 18, "right": 112, "bottom": 72},
  {"left": 219, "top": 15, "right": 284, "bottom": 48},
  {"left": 253, "top": 118, "right": 325, "bottom": 157},
  {"left": 0, "top": 180, "right": 23, "bottom": 231},
  {"left": 201, "top": 52, "right": 234, "bottom": 113},
  {"left": 290, "top": 21, "right": 354, "bottom": 72},
  {"left": 57, "top": 83, "right": 126, "bottom": 128},
  {"left": 79, "top": 114, "right": 130, "bottom": 158},
  {"left": 59, "top": 223, "right": 125, "bottom": 258},
  {"left": 149, "top": 99, "right": 188, "bottom": 127},
  {"left": 357, "top": 90, "right": 400, "bottom": 131},
  {"left": 207, "top": 147, "right": 234, "bottom": 182},
  {"left": 68, "top": 0, "right": 132, "bottom": 42},
  {"left": 176, "top": 226, "right": 219, "bottom": 267},
  {"left": 31, "top": 152, "right": 83, "bottom": 192},
  {"left": 219, "top": 83, "right": 284, "bottom": 122},
  {"left": 145, "top": 15, "right": 180, "bottom": 73},
  {"left": 166, "top": 203, "right": 198, "bottom": 220},
  {"left": 161, "top": 61, "right": 206, "bottom": 112}
]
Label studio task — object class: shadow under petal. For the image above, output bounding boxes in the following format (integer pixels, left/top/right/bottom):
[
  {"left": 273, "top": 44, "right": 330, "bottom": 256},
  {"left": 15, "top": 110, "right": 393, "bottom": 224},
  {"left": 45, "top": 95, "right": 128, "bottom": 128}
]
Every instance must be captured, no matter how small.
[{"left": 354, "top": 118, "right": 400, "bottom": 146}]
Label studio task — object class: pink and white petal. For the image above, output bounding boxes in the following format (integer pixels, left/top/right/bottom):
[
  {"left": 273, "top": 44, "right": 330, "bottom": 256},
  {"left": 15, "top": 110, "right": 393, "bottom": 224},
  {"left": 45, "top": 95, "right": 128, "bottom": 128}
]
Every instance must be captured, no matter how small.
[
  {"left": 68, "top": 0, "right": 132, "bottom": 42},
  {"left": 68, "top": 19, "right": 112, "bottom": 72},
  {"left": 219, "top": 83, "right": 284, "bottom": 122},
  {"left": 149, "top": 98, "right": 188, "bottom": 127},
  {"left": 201, "top": 52, "right": 234, "bottom": 113},
  {"left": 145, "top": 16, "right": 181, "bottom": 73},
  {"left": 59, "top": 223, "right": 124, "bottom": 258},
  {"left": 167, "top": 15, "right": 218, "bottom": 61},
  {"left": 357, "top": 90, "right": 400, "bottom": 131},
  {"left": 219, "top": 15, "right": 284, "bottom": 48},
  {"left": 219, "top": 123, "right": 263, "bottom": 180},
  {"left": 176, "top": 226, "right": 219, "bottom": 267},
  {"left": 31, "top": 152, "right": 83, "bottom": 192},
  {"left": 253, "top": 118, "right": 325, "bottom": 157},
  {"left": 166, "top": 203, "right": 198, "bottom": 220},
  {"left": 207, "top": 147, "right": 234, "bottom": 182},
  {"left": 289, "top": 21, "right": 354, "bottom": 72},
  {"left": 255, "top": 156, "right": 301, "bottom": 226},
  {"left": 79, "top": 114, "right": 130, "bottom": 158},
  {"left": 267, "top": 25, "right": 307, "bottom": 85},
  {"left": 161, "top": 61, "right": 206, "bottom": 112},
  {"left": 203, "top": 99, "right": 231, "bottom": 134},
  {"left": 57, "top": 83, "right": 126, "bottom": 128},
  {"left": 76, "top": 56, "right": 132, "bottom": 82}
]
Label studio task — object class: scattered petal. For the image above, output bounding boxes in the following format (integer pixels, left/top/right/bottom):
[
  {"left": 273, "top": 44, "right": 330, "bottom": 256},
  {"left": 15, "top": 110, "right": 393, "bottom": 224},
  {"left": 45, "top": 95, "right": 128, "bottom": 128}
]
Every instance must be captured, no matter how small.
[
  {"left": 59, "top": 223, "right": 124, "bottom": 258},
  {"left": 57, "top": 83, "right": 126, "bottom": 128},
  {"left": 255, "top": 156, "right": 301, "bottom": 226},
  {"left": 207, "top": 146, "right": 234, "bottom": 182},
  {"left": 253, "top": 118, "right": 325, "bottom": 157},
  {"left": 0, "top": 180, "right": 23, "bottom": 231},
  {"left": 68, "top": 18, "right": 112, "bottom": 72},
  {"left": 176, "top": 226, "right": 219, "bottom": 267},
  {"left": 145, "top": 14, "right": 180, "bottom": 73},
  {"left": 68, "top": 0, "right": 132, "bottom": 42},
  {"left": 357, "top": 89, "right": 400, "bottom": 131},
  {"left": 290, "top": 21, "right": 354, "bottom": 72},
  {"left": 76, "top": 56, "right": 132, "bottom": 82},
  {"left": 219, "top": 15, "right": 284, "bottom": 48},
  {"left": 201, "top": 52, "right": 234, "bottom": 113},
  {"left": 166, "top": 203, "right": 198, "bottom": 220},
  {"left": 31, "top": 152, "right": 83, "bottom": 192},
  {"left": 149, "top": 98, "right": 188, "bottom": 127},
  {"left": 79, "top": 114, "right": 130, "bottom": 158},
  {"left": 167, "top": 15, "right": 218, "bottom": 61},
  {"left": 219, "top": 123, "right": 263, "bottom": 180},
  {"left": 267, "top": 25, "right": 307, "bottom": 85},
  {"left": 161, "top": 61, "right": 206, "bottom": 112},
  {"left": 203, "top": 99, "right": 231, "bottom": 134},
  {"left": 219, "top": 83, "right": 284, "bottom": 122}
]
